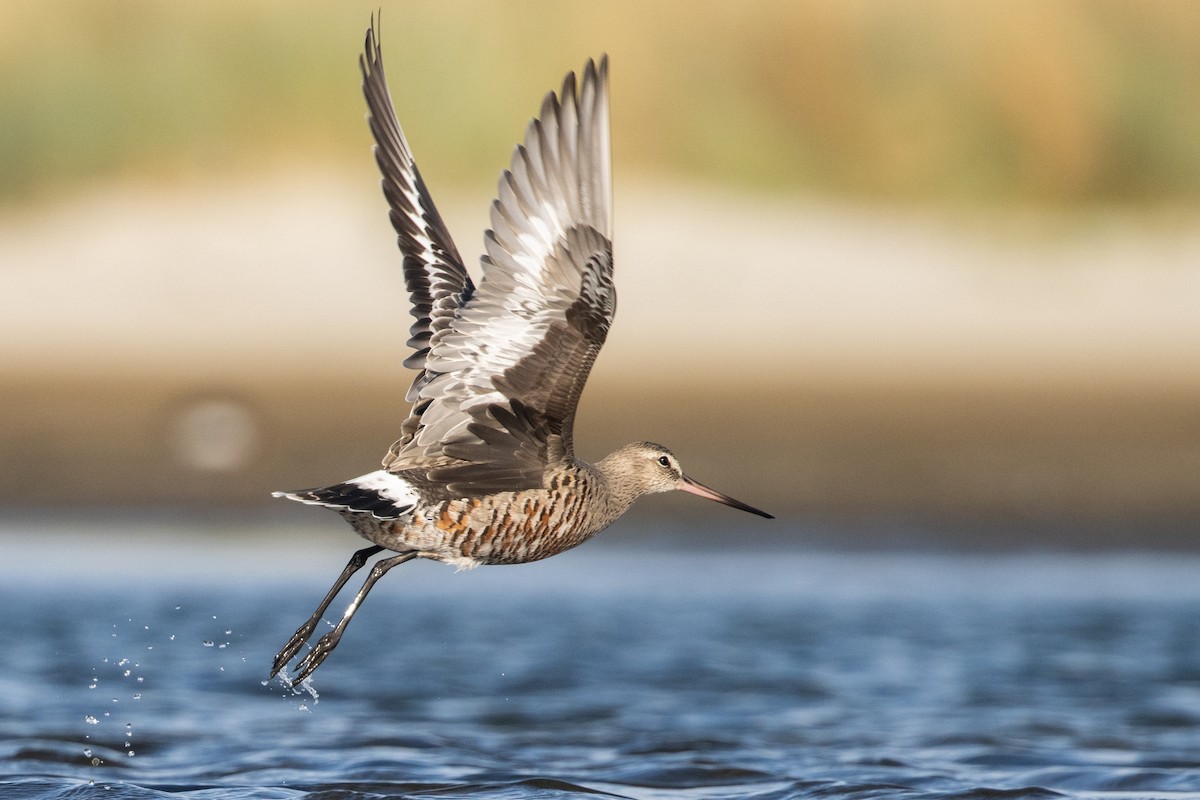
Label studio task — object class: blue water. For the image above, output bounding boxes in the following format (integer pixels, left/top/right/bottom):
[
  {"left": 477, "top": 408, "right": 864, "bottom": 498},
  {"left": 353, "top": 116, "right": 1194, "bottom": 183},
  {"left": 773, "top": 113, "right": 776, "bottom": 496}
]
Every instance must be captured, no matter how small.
[{"left": 2, "top": 523, "right": 1199, "bottom": 800}]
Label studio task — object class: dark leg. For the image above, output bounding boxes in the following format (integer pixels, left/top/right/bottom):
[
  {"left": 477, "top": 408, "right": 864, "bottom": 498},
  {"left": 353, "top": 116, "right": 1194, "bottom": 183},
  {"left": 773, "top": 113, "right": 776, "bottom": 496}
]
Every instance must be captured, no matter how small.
[
  {"left": 292, "top": 551, "right": 417, "bottom": 682},
  {"left": 270, "top": 545, "right": 384, "bottom": 678}
]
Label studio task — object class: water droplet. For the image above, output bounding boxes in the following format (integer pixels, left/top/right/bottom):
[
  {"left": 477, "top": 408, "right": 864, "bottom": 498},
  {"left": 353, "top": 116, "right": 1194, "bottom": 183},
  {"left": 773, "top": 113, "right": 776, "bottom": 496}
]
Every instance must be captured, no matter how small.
[
  {"left": 103, "top": 711, "right": 110, "bottom": 717},
  {"left": 118, "top": 659, "right": 129, "bottom": 667},
  {"left": 84, "top": 715, "right": 99, "bottom": 725},
  {"left": 136, "top": 676, "right": 144, "bottom": 683},
  {"left": 169, "top": 634, "right": 176, "bottom": 641},
  {"left": 83, "top": 748, "right": 92, "bottom": 757},
  {"left": 174, "top": 605, "right": 181, "bottom": 611},
  {"left": 88, "top": 683, "right": 97, "bottom": 690},
  {"left": 123, "top": 670, "right": 131, "bottom": 678},
  {"left": 132, "top": 693, "right": 142, "bottom": 700},
  {"left": 127, "top": 750, "right": 135, "bottom": 757},
  {"left": 90, "top": 758, "right": 100, "bottom": 768},
  {"left": 224, "top": 630, "right": 232, "bottom": 635},
  {"left": 124, "top": 724, "right": 132, "bottom": 735},
  {"left": 218, "top": 643, "right": 227, "bottom": 649},
  {"left": 202, "top": 640, "right": 214, "bottom": 647}
]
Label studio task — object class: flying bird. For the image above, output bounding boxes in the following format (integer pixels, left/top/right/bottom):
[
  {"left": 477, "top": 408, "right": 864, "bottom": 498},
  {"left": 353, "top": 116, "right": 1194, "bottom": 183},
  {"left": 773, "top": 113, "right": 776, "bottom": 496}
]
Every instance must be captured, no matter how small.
[{"left": 271, "top": 18, "right": 772, "bottom": 683}]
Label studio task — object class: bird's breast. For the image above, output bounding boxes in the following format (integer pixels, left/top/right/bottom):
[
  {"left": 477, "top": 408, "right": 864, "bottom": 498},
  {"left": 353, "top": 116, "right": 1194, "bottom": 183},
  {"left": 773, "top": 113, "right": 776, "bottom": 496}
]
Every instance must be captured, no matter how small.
[{"left": 359, "top": 468, "right": 619, "bottom": 565}]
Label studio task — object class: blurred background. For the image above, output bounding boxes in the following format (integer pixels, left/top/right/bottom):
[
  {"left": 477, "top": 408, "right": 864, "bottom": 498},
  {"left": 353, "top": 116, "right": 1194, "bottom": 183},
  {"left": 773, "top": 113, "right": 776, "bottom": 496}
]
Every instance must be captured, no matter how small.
[{"left": 2, "top": 0, "right": 1198, "bottom": 548}]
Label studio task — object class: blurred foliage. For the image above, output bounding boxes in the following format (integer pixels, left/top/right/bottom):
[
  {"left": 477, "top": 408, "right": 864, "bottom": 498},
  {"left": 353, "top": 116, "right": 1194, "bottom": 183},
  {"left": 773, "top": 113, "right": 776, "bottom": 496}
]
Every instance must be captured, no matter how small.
[{"left": 2, "top": 0, "right": 1200, "bottom": 207}]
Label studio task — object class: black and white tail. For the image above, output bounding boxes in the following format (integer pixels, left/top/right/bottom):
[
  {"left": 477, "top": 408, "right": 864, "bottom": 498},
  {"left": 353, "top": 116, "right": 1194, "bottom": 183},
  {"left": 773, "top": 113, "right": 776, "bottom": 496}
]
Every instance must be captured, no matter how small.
[{"left": 272, "top": 470, "right": 419, "bottom": 520}]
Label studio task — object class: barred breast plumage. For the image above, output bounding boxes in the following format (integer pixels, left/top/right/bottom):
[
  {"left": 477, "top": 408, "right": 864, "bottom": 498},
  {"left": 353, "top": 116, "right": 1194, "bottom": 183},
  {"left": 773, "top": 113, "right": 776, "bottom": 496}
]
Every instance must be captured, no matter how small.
[{"left": 343, "top": 464, "right": 611, "bottom": 567}]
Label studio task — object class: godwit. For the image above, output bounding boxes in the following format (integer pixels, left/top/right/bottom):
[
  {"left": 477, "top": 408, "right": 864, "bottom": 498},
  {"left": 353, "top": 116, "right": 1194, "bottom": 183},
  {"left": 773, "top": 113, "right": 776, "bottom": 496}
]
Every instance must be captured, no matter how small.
[{"left": 271, "top": 18, "right": 772, "bottom": 683}]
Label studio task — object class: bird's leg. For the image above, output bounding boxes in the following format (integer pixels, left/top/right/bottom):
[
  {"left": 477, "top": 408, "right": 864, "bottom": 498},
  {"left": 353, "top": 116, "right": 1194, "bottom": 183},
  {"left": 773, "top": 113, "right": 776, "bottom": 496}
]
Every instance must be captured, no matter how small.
[
  {"left": 270, "top": 544, "right": 384, "bottom": 678},
  {"left": 291, "top": 551, "right": 417, "bottom": 683}
]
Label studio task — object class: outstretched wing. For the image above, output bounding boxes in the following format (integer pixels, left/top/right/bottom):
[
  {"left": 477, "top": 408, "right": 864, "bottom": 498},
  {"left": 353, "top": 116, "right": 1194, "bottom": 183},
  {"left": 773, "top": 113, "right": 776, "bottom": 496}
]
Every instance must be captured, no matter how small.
[
  {"left": 388, "top": 56, "right": 614, "bottom": 495},
  {"left": 360, "top": 18, "right": 475, "bottom": 454}
]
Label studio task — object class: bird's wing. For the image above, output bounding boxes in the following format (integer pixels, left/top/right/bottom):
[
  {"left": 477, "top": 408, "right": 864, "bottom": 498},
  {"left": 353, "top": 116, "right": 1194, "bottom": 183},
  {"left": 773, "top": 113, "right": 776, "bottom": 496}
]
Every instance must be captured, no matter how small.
[
  {"left": 360, "top": 18, "right": 476, "bottom": 459},
  {"left": 388, "top": 56, "right": 613, "bottom": 495}
]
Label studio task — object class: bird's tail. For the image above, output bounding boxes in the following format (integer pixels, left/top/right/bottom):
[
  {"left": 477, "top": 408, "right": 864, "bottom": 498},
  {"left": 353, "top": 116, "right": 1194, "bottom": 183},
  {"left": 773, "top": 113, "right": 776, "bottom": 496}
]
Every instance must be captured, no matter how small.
[{"left": 272, "top": 470, "right": 418, "bottom": 520}]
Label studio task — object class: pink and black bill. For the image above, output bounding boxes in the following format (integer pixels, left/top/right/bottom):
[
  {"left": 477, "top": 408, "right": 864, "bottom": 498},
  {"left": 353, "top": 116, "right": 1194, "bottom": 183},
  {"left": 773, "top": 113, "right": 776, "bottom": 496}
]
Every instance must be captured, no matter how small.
[{"left": 680, "top": 476, "right": 774, "bottom": 519}]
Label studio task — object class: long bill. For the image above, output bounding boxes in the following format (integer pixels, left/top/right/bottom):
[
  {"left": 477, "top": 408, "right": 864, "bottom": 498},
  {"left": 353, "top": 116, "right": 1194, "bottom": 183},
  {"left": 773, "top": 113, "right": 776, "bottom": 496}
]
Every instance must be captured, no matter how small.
[{"left": 679, "top": 475, "right": 774, "bottom": 519}]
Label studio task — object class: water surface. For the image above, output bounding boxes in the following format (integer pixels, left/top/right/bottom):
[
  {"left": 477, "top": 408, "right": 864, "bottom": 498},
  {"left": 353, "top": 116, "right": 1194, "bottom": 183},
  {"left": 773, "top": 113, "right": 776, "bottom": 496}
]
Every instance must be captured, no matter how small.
[{"left": 2, "top": 524, "right": 1199, "bottom": 800}]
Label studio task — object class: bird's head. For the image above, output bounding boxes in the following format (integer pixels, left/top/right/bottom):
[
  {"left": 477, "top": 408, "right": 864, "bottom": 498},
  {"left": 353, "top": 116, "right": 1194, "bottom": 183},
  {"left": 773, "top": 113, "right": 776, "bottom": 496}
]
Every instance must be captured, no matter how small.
[{"left": 603, "top": 442, "right": 774, "bottom": 518}]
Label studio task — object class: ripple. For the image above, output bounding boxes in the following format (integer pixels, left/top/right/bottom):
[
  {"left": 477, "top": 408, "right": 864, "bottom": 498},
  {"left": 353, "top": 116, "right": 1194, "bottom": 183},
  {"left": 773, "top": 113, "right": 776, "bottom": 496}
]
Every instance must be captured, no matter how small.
[{"left": 3, "top": 548, "right": 1200, "bottom": 799}]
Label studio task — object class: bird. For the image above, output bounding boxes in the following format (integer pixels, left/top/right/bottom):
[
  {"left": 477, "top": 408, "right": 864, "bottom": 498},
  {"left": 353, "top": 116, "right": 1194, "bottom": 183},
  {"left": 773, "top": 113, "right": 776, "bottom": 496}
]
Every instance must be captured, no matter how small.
[{"left": 270, "top": 17, "right": 773, "bottom": 683}]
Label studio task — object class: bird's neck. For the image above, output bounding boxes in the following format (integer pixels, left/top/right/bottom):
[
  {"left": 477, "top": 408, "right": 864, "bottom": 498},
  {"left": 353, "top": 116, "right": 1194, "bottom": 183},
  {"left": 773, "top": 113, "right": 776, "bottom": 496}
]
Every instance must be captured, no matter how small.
[{"left": 592, "top": 452, "right": 641, "bottom": 520}]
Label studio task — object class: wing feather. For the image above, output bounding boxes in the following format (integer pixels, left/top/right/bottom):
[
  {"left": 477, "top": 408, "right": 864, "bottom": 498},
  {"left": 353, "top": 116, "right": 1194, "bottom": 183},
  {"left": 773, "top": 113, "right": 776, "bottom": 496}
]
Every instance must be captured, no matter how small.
[
  {"left": 359, "top": 18, "right": 475, "bottom": 461},
  {"left": 387, "top": 55, "right": 613, "bottom": 494}
]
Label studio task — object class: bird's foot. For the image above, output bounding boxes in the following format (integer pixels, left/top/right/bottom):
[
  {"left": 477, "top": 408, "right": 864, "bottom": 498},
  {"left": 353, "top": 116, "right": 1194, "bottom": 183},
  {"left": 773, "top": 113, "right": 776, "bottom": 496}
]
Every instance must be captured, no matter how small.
[
  {"left": 292, "top": 628, "right": 343, "bottom": 683},
  {"left": 270, "top": 622, "right": 319, "bottom": 679}
]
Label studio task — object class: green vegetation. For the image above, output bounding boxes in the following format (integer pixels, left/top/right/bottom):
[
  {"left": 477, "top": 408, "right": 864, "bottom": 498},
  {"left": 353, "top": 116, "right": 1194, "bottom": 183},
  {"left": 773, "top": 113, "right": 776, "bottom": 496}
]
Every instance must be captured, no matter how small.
[{"left": 2, "top": 0, "right": 1199, "bottom": 207}]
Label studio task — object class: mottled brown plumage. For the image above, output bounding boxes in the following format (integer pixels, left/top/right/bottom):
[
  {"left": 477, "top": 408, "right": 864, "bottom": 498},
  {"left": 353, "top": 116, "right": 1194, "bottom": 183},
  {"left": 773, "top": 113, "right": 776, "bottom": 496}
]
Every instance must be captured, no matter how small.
[{"left": 270, "top": 18, "right": 771, "bottom": 684}]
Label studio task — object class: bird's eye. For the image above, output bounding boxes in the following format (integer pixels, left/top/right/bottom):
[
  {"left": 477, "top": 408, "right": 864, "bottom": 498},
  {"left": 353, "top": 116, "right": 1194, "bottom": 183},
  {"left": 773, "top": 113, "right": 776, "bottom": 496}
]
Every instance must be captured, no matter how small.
[{"left": 657, "top": 455, "right": 671, "bottom": 468}]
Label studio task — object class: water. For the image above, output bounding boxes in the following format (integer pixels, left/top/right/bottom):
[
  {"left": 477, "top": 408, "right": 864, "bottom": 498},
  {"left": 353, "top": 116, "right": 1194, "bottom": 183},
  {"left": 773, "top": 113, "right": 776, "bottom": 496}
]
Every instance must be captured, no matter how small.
[{"left": 2, "top": 525, "right": 1199, "bottom": 800}]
